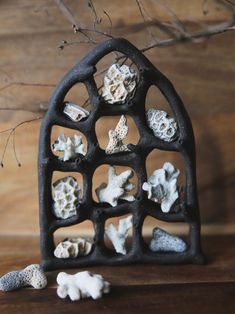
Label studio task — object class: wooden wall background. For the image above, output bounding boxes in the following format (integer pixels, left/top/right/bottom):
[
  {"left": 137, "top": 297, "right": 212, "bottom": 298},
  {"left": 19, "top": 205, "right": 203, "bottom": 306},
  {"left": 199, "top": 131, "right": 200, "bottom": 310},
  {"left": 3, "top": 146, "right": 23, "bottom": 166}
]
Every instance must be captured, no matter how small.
[{"left": 0, "top": 0, "right": 234, "bottom": 237}]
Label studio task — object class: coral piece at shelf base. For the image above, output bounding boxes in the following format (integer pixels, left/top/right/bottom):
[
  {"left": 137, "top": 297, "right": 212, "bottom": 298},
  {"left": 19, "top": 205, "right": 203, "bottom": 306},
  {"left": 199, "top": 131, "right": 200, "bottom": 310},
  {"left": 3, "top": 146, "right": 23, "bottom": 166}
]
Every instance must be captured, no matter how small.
[
  {"left": 63, "top": 102, "right": 89, "bottom": 122},
  {"left": 96, "top": 166, "right": 135, "bottom": 207},
  {"left": 142, "top": 162, "right": 180, "bottom": 213},
  {"left": 149, "top": 228, "right": 187, "bottom": 253},
  {"left": 52, "top": 133, "right": 85, "bottom": 162},
  {"left": 0, "top": 264, "right": 47, "bottom": 292},
  {"left": 52, "top": 176, "right": 81, "bottom": 219},
  {"left": 56, "top": 271, "right": 110, "bottom": 301},
  {"left": 146, "top": 109, "right": 178, "bottom": 142},
  {"left": 54, "top": 237, "right": 93, "bottom": 258},
  {"left": 105, "top": 215, "right": 132, "bottom": 255},
  {"left": 101, "top": 63, "right": 138, "bottom": 104},
  {"left": 105, "top": 115, "right": 130, "bottom": 154}
]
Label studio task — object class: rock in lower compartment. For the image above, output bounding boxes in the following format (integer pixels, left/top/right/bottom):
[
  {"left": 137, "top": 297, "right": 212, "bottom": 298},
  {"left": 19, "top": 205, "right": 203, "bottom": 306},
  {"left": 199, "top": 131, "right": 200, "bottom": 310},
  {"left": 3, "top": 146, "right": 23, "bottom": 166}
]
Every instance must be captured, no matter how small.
[
  {"left": 52, "top": 176, "right": 81, "bottom": 219},
  {"left": 0, "top": 264, "right": 47, "bottom": 291},
  {"left": 63, "top": 102, "right": 89, "bottom": 122},
  {"left": 54, "top": 237, "right": 93, "bottom": 258},
  {"left": 149, "top": 227, "right": 187, "bottom": 253}
]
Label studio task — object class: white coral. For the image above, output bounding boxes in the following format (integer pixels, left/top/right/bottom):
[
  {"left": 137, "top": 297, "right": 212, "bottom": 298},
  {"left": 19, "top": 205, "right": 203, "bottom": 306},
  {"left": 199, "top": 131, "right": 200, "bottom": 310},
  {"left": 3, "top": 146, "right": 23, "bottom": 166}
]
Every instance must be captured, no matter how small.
[
  {"left": 96, "top": 166, "right": 135, "bottom": 207},
  {"left": 101, "top": 64, "right": 138, "bottom": 104},
  {"left": 146, "top": 109, "right": 178, "bottom": 142},
  {"left": 105, "top": 215, "right": 132, "bottom": 255},
  {"left": 52, "top": 176, "right": 81, "bottom": 219},
  {"left": 56, "top": 271, "right": 110, "bottom": 301},
  {"left": 63, "top": 102, "right": 89, "bottom": 122},
  {"left": 54, "top": 237, "right": 93, "bottom": 258},
  {"left": 105, "top": 115, "right": 130, "bottom": 154},
  {"left": 52, "top": 133, "right": 85, "bottom": 162},
  {"left": 142, "top": 162, "right": 180, "bottom": 213}
]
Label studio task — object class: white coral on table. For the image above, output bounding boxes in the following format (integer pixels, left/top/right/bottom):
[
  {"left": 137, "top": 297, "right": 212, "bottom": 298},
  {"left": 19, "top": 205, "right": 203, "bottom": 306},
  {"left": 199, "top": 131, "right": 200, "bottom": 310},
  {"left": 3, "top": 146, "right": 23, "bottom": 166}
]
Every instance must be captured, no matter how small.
[
  {"left": 142, "top": 162, "right": 180, "bottom": 213},
  {"left": 56, "top": 271, "right": 110, "bottom": 301},
  {"left": 96, "top": 166, "right": 135, "bottom": 207},
  {"left": 101, "top": 64, "right": 138, "bottom": 104}
]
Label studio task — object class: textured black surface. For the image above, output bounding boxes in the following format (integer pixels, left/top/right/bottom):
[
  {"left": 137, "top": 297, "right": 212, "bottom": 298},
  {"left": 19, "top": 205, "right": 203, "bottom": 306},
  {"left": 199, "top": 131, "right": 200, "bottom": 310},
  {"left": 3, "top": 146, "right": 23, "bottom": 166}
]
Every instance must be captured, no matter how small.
[{"left": 38, "top": 38, "right": 205, "bottom": 270}]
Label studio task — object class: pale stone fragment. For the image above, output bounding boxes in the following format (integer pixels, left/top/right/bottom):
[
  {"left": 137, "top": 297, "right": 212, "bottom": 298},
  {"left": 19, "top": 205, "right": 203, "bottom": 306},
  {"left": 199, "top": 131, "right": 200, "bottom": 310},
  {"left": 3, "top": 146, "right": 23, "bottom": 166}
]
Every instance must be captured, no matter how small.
[{"left": 63, "top": 102, "right": 89, "bottom": 122}]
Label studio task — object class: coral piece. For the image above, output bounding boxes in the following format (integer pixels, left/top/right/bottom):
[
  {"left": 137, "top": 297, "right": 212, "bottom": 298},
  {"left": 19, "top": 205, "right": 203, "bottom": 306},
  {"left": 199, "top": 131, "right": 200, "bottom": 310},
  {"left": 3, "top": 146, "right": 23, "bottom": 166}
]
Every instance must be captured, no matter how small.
[
  {"left": 63, "top": 102, "right": 89, "bottom": 122},
  {"left": 96, "top": 166, "right": 135, "bottom": 207},
  {"left": 54, "top": 237, "right": 93, "bottom": 258},
  {"left": 149, "top": 227, "right": 187, "bottom": 253},
  {"left": 52, "top": 176, "right": 81, "bottom": 219},
  {"left": 146, "top": 109, "right": 178, "bottom": 142},
  {"left": 0, "top": 264, "right": 47, "bottom": 292},
  {"left": 56, "top": 271, "right": 110, "bottom": 301},
  {"left": 142, "top": 162, "right": 180, "bottom": 213},
  {"left": 105, "top": 215, "right": 132, "bottom": 255},
  {"left": 101, "top": 64, "right": 138, "bottom": 104},
  {"left": 52, "top": 133, "right": 85, "bottom": 162},
  {"left": 105, "top": 115, "right": 130, "bottom": 154}
]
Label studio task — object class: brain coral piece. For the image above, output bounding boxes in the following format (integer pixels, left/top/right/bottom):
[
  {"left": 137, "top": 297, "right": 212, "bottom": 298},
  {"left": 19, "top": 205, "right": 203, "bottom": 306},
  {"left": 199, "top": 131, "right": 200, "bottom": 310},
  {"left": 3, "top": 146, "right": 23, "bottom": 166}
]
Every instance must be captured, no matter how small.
[
  {"left": 52, "top": 176, "right": 81, "bottom": 219},
  {"left": 142, "top": 162, "right": 180, "bottom": 213},
  {"left": 105, "top": 215, "right": 133, "bottom": 255},
  {"left": 52, "top": 133, "right": 85, "bottom": 162},
  {"left": 146, "top": 109, "right": 178, "bottom": 142},
  {"left": 54, "top": 237, "right": 93, "bottom": 258},
  {"left": 56, "top": 271, "right": 110, "bottom": 301},
  {"left": 105, "top": 115, "right": 130, "bottom": 154},
  {"left": 101, "top": 64, "right": 138, "bottom": 104},
  {"left": 0, "top": 264, "right": 47, "bottom": 292},
  {"left": 149, "top": 227, "right": 187, "bottom": 253},
  {"left": 96, "top": 166, "right": 135, "bottom": 207}
]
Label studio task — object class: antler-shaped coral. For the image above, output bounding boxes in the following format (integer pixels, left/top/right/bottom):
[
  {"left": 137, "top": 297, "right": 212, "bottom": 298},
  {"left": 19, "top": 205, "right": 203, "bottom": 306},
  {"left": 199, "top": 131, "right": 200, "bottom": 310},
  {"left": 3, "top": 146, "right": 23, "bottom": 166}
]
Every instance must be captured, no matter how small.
[
  {"left": 105, "top": 115, "right": 130, "bottom": 155},
  {"left": 96, "top": 166, "right": 135, "bottom": 207},
  {"left": 105, "top": 215, "right": 133, "bottom": 255}
]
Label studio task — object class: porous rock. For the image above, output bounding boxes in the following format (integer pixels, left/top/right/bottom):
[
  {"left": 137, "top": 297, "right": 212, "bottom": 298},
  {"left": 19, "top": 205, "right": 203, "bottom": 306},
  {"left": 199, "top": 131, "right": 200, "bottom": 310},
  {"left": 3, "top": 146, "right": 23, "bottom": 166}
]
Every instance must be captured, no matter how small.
[{"left": 54, "top": 237, "right": 93, "bottom": 258}]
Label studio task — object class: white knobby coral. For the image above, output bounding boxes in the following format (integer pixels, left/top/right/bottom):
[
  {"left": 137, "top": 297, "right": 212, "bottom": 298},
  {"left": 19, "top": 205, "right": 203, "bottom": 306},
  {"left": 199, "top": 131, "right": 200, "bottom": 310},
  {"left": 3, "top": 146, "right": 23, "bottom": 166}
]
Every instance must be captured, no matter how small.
[
  {"left": 96, "top": 166, "right": 135, "bottom": 207},
  {"left": 146, "top": 109, "right": 178, "bottom": 142},
  {"left": 52, "top": 133, "right": 85, "bottom": 162},
  {"left": 142, "top": 162, "right": 180, "bottom": 213},
  {"left": 56, "top": 271, "right": 110, "bottom": 301},
  {"left": 0, "top": 264, "right": 47, "bottom": 292},
  {"left": 63, "top": 102, "right": 89, "bottom": 122},
  {"left": 105, "top": 115, "right": 130, "bottom": 154},
  {"left": 52, "top": 176, "right": 81, "bottom": 219},
  {"left": 105, "top": 215, "right": 133, "bottom": 255},
  {"left": 101, "top": 64, "right": 138, "bottom": 104},
  {"left": 149, "top": 227, "right": 187, "bottom": 253},
  {"left": 54, "top": 237, "right": 93, "bottom": 258}
]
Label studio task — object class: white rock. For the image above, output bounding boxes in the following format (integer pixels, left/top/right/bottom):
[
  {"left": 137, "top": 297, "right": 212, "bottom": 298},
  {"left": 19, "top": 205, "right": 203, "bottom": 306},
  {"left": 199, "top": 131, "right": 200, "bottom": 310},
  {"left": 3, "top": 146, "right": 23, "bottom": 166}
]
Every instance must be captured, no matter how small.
[
  {"left": 54, "top": 237, "right": 93, "bottom": 258},
  {"left": 105, "top": 115, "right": 130, "bottom": 154},
  {"left": 96, "top": 166, "right": 135, "bottom": 207},
  {"left": 52, "top": 133, "right": 85, "bottom": 162},
  {"left": 56, "top": 271, "right": 110, "bottom": 301},
  {"left": 0, "top": 264, "right": 47, "bottom": 292},
  {"left": 105, "top": 215, "right": 132, "bottom": 255},
  {"left": 149, "top": 228, "right": 187, "bottom": 253},
  {"left": 146, "top": 109, "right": 178, "bottom": 142},
  {"left": 52, "top": 176, "right": 81, "bottom": 219},
  {"left": 101, "top": 64, "right": 138, "bottom": 104},
  {"left": 142, "top": 162, "right": 180, "bottom": 213},
  {"left": 63, "top": 102, "right": 89, "bottom": 122}
]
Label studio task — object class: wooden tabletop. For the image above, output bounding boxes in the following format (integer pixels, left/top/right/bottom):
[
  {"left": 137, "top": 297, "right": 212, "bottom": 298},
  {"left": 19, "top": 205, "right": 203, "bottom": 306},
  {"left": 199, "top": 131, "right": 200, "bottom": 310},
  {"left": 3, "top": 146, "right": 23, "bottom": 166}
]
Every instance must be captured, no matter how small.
[{"left": 0, "top": 235, "right": 235, "bottom": 314}]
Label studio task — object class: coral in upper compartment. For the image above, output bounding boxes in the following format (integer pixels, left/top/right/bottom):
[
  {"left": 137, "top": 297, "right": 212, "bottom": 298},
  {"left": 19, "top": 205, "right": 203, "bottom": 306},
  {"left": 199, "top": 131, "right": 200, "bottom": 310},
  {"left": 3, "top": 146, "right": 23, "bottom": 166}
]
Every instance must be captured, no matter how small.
[
  {"left": 52, "top": 133, "right": 85, "bottom": 162},
  {"left": 146, "top": 109, "right": 178, "bottom": 142},
  {"left": 142, "top": 162, "right": 180, "bottom": 213},
  {"left": 101, "top": 64, "right": 138, "bottom": 104},
  {"left": 105, "top": 115, "right": 130, "bottom": 154},
  {"left": 52, "top": 176, "right": 81, "bottom": 219},
  {"left": 96, "top": 166, "right": 135, "bottom": 207}
]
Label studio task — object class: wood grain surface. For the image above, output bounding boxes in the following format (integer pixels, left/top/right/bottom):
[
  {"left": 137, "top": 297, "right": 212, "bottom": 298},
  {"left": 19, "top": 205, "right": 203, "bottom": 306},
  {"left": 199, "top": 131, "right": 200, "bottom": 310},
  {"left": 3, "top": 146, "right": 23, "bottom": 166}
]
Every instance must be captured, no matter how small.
[{"left": 0, "top": 0, "right": 234, "bottom": 235}]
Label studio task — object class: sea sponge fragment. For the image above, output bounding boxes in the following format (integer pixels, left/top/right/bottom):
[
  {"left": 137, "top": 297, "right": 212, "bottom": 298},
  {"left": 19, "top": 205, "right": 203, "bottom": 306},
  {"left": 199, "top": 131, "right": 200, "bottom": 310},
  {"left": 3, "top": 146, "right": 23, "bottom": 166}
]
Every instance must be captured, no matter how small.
[
  {"left": 56, "top": 271, "right": 110, "bottom": 301},
  {"left": 0, "top": 264, "right": 47, "bottom": 292}
]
